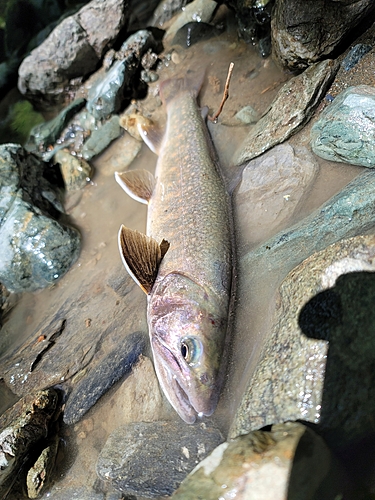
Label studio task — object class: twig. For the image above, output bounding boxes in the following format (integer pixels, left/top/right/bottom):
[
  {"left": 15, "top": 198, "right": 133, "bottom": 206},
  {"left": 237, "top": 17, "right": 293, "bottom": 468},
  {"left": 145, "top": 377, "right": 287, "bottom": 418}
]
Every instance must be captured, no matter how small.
[{"left": 208, "top": 62, "right": 234, "bottom": 123}]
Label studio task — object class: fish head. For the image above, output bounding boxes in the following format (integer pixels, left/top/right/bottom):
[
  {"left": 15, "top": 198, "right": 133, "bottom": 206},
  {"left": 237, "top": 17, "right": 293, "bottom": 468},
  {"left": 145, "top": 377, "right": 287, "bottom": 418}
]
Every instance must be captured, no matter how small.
[{"left": 148, "top": 272, "right": 228, "bottom": 424}]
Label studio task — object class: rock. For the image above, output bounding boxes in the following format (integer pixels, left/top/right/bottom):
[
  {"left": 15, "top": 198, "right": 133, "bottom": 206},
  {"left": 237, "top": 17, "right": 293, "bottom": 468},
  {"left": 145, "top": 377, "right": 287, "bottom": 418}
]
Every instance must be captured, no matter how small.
[
  {"left": 0, "top": 267, "right": 146, "bottom": 398},
  {"left": 18, "top": 0, "right": 130, "bottom": 104},
  {"left": 100, "top": 356, "right": 166, "bottom": 434},
  {"left": 63, "top": 331, "right": 147, "bottom": 425},
  {"left": 234, "top": 59, "right": 338, "bottom": 166},
  {"left": 54, "top": 149, "right": 92, "bottom": 191},
  {"left": 0, "top": 197, "right": 81, "bottom": 293},
  {"left": 230, "top": 234, "right": 375, "bottom": 439},
  {"left": 236, "top": 144, "right": 318, "bottom": 245},
  {"left": 341, "top": 43, "right": 372, "bottom": 72},
  {"left": 271, "top": 0, "right": 375, "bottom": 70},
  {"left": 311, "top": 85, "right": 375, "bottom": 168},
  {"left": 96, "top": 420, "right": 224, "bottom": 498},
  {"left": 172, "top": 422, "right": 342, "bottom": 499},
  {"left": 0, "top": 389, "right": 59, "bottom": 498},
  {"left": 76, "top": 0, "right": 129, "bottom": 59},
  {"left": 224, "top": 0, "right": 273, "bottom": 57},
  {"left": 26, "top": 98, "right": 86, "bottom": 156},
  {"left": 151, "top": 0, "right": 191, "bottom": 28},
  {"left": 165, "top": 0, "right": 218, "bottom": 41},
  {"left": 87, "top": 30, "right": 162, "bottom": 121},
  {"left": 300, "top": 269, "right": 375, "bottom": 441},
  {"left": 172, "top": 22, "right": 224, "bottom": 48},
  {"left": 26, "top": 434, "right": 59, "bottom": 499},
  {"left": 82, "top": 115, "right": 122, "bottom": 160},
  {"left": 234, "top": 104, "right": 259, "bottom": 124},
  {"left": 0, "top": 144, "right": 81, "bottom": 293}
]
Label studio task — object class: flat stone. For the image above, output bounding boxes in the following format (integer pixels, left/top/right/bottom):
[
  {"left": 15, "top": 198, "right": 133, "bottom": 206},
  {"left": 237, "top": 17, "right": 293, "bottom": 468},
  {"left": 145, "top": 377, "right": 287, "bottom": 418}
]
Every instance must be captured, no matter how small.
[
  {"left": 230, "top": 234, "right": 375, "bottom": 439},
  {"left": 96, "top": 420, "right": 224, "bottom": 498},
  {"left": 0, "top": 266, "right": 146, "bottom": 397},
  {"left": 82, "top": 115, "right": 121, "bottom": 160},
  {"left": 63, "top": 331, "right": 146, "bottom": 425},
  {"left": 173, "top": 422, "right": 340, "bottom": 500},
  {"left": 311, "top": 85, "right": 375, "bottom": 168},
  {"left": 234, "top": 59, "right": 338, "bottom": 166},
  {"left": 236, "top": 144, "right": 318, "bottom": 245}
]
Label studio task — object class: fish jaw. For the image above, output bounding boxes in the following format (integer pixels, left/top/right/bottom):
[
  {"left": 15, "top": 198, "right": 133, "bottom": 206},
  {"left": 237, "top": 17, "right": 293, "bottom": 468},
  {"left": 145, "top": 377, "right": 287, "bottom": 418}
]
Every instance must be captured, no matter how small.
[{"left": 148, "top": 272, "right": 228, "bottom": 424}]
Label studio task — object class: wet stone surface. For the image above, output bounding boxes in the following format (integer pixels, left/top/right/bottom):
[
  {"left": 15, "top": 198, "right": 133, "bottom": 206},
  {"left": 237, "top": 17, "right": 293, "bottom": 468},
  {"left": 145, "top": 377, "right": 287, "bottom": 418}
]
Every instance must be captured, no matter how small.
[
  {"left": 311, "top": 85, "right": 375, "bottom": 168},
  {"left": 63, "top": 331, "right": 147, "bottom": 425},
  {"left": 235, "top": 143, "right": 319, "bottom": 245},
  {"left": 172, "top": 422, "right": 342, "bottom": 500},
  {"left": 0, "top": 144, "right": 80, "bottom": 293},
  {"left": 0, "top": 267, "right": 146, "bottom": 398},
  {"left": 234, "top": 59, "right": 339, "bottom": 166},
  {"left": 0, "top": 388, "right": 60, "bottom": 498},
  {"left": 231, "top": 234, "right": 375, "bottom": 439},
  {"left": 96, "top": 420, "right": 224, "bottom": 498}
]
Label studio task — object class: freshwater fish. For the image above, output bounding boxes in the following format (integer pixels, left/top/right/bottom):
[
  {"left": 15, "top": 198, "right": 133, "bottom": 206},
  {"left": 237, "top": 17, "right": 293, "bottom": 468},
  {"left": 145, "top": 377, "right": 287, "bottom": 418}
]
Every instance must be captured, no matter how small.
[{"left": 115, "top": 74, "right": 233, "bottom": 423}]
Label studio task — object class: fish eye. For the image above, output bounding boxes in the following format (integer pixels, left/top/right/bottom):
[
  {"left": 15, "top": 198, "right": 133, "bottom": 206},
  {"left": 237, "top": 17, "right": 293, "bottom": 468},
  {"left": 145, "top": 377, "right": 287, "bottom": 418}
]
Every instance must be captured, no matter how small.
[{"left": 180, "top": 337, "right": 202, "bottom": 366}]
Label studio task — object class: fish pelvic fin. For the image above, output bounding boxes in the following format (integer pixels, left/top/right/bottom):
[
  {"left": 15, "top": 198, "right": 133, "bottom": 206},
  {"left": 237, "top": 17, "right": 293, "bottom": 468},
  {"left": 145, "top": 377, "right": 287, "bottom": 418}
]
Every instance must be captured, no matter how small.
[
  {"left": 118, "top": 225, "right": 170, "bottom": 294},
  {"left": 115, "top": 170, "right": 156, "bottom": 204},
  {"left": 160, "top": 70, "right": 205, "bottom": 106}
]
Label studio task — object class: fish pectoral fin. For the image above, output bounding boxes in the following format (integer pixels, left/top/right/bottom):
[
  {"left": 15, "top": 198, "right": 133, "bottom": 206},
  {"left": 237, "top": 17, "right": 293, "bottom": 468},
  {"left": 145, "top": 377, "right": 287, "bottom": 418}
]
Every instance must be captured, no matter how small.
[
  {"left": 138, "top": 121, "right": 164, "bottom": 155},
  {"left": 115, "top": 170, "right": 156, "bottom": 204},
  {"left": 118, "top": 225, "right": 170, "bottom": 294}
]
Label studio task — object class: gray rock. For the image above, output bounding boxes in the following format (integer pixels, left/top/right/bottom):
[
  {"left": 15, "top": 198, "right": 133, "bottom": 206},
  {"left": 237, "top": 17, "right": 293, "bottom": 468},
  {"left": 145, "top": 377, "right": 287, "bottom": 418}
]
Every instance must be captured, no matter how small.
[
  {"left": 311, "top": 85, "right": 375, "bottom": 168},
  {"left": 96, "top": 420, "right": 224, "bottom": 498},
  {"left": 18, "top": 0, "right": 130, "bottom": 103},
  {"left": 234, "top": 235, "right": 375, "bottom": 439},
  {"left": 87, "top": 30, "right": 162, "bottom": 121},
  {"left": 234, "top": 59, "right": 338, "bottom": 166},
  {"left": 82, "top": 115, "right": 122, "bottom": 160},
  {"left": 0, "top": 389, "right": 59, "bottom": 498},
  {"left": 0, "top": 196, "right": 81, "bottom": 293},
  {"left": 26, "top": 98, "right": 86, "bottom": 155},
  {"left": 151, "top": 0, "right": 190, "bottom": 28},
  {"left": 234, "top": 104, "right": 259, "bottom": 124},
  {"left": 342, "top": 43, "right": 372, "bottom": 72},
  {"left": 0, "top": 268, "right": 146, "bottom": 398},
  {"left": 172, "top": 422, "right": 341, "bottom": 500},
  {"left": 0, "top": 144, "right": 81, "bottom": 293},
  {"left": 63, "top": 331, "right": 147, "bottom": 425},
  {"left": 236, "top": 144, "right": 318, "bottom": 245},
  {"left": 300, "top": 268, "right": 375, "bottom": 441},
  {"left": 271, "top": 0, "right": 375, "bottom": 70},
  {"left": 54, "top": 149, "right": 92, "bottom": 191},
  {"left": 165, "top": 0, "right": 218, "bottom": 41}
]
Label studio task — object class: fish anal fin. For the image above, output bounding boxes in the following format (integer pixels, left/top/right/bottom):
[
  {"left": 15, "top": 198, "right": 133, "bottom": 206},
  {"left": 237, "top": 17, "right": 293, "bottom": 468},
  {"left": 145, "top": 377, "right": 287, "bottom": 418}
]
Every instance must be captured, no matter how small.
[
  {"left": 115, "top": 170, "right": 156, "bottom": 204},
  {"left": 118, "top": 225, "right": 169, "bottom": 294},
  {"left": 138, "top": 121, "right": 164, "bottom": 155}
]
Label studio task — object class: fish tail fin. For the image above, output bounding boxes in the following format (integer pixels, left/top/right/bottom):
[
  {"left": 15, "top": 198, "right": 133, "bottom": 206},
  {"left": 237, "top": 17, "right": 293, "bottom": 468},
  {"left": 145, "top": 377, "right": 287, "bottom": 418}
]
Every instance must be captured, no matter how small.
[{"left": 160, "top": 70, "right": 205, "bottom": 105}]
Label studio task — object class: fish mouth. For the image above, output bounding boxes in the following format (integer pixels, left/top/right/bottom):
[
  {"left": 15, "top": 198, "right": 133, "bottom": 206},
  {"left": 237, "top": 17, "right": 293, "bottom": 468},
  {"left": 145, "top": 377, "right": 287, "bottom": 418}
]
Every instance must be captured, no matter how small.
[{"left": 151, "top": 336, "right": 213, "bottom": 424}]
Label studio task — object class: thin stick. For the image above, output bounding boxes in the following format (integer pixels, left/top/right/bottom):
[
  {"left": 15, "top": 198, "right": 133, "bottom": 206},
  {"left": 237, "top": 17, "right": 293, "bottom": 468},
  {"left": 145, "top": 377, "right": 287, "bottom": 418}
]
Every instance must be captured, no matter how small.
[{"left": 208, "top": 62, "right": 234, "bottom": 123}]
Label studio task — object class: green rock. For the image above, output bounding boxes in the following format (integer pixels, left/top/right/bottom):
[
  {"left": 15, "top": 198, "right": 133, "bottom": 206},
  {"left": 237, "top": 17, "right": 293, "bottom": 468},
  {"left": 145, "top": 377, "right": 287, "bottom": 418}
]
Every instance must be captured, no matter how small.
[{"left": 311, "top": 85, "right": 375, "bottom": 167}]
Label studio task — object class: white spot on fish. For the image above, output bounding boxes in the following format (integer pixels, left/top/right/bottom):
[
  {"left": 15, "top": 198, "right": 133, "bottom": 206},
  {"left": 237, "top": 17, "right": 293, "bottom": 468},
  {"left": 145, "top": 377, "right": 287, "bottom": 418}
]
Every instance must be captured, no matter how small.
[{"left": 181, "top": 446, "right": 190, "bottom": 459}]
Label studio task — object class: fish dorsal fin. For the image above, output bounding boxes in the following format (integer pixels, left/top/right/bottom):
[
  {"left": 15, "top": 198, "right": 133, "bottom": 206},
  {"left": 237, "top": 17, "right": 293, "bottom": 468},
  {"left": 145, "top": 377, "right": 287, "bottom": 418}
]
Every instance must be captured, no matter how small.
[
  {"left": 137, "top": 121, "right": 164, "bottom": 155},
  {"left": 118, "top": 225, "right": 170, "bottom": 294},
  {"left": 115, "top": 170, "right": 156, "bottom": 204}
]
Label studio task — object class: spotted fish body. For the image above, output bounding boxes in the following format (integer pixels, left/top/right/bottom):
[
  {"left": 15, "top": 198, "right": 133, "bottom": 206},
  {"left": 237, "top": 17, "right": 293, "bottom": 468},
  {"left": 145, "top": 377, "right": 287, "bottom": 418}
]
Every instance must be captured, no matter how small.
[{"left": 116, "top": 76, "right": 233, "bottom": 423}]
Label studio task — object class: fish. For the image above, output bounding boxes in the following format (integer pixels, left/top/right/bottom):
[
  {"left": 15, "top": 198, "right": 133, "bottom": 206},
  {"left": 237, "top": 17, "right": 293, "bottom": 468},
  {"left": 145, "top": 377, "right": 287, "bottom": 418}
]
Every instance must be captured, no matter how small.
[{"left": 115, "top": 73, "right": 233, "bottom": 424}]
